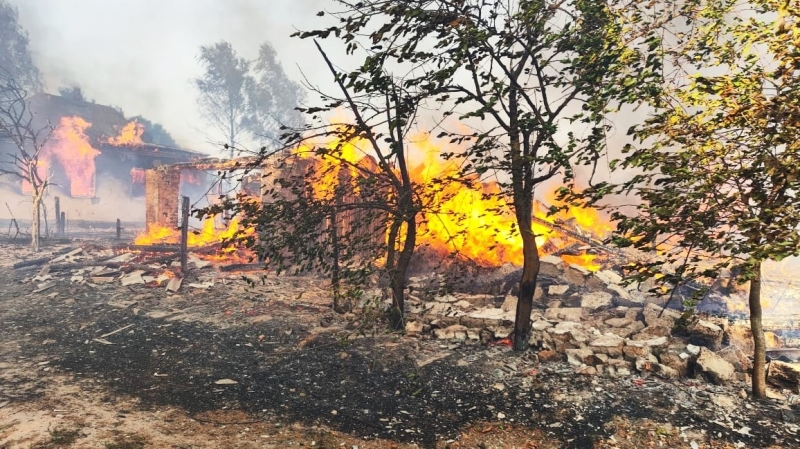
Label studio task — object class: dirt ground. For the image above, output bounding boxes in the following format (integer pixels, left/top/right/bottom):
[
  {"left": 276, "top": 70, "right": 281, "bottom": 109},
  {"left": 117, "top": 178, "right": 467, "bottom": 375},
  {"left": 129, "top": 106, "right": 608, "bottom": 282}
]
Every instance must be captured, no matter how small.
[{"left": 1, "top": 240, "right": 799, "bottom": 449}]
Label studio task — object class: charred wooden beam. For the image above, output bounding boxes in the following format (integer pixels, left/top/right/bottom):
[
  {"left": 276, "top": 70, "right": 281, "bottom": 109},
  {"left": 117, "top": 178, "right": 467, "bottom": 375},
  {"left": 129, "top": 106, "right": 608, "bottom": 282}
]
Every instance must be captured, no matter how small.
[{"left": 531, "top": 216, "right": 617, "bottom": 253}]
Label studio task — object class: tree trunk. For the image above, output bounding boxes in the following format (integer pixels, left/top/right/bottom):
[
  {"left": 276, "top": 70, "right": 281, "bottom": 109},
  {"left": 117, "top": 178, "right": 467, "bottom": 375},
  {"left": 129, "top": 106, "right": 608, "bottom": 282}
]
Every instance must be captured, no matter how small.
[
  {"left": 329, "top": 206, "right": 349, "bottom": 314},
  {"left": 31, "top": 194, "right": 41, "bottom": 252},
  {"left": 513, "top": 217, "right": 540, "bottom": 351},
  {"left": 388, "top": 217, "right": 416, "bottom": 330},
  {"left": 749, "top": 262, "right": 766, "bottom": 399}
]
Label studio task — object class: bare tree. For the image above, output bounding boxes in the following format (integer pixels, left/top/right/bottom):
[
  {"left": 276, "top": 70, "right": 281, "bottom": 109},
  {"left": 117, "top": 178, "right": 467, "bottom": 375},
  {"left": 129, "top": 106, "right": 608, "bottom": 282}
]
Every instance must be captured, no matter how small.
[{"left": 0, "top": 69, "right": 54, "bottom": 251}]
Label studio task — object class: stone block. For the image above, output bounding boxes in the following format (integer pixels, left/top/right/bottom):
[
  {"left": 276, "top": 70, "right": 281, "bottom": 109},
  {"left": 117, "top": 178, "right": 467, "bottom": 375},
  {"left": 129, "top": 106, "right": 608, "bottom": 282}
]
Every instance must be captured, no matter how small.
[
  {"left": 544, "top": 307, "right": 585, "bottom": 322},
  {"left": 540, "top": 255, "right": 565, "bottom": 277},
  {"left": 548, "top": 284, "right": 570, "bottom": 296},
  {"left": 589, "top": 333, "right": 624, "bottom": 358},
  {"left": 565, "top": 264, "right": 591, "bottom": 286},
  {"left": 695, "top": 347, "right": 735, "bottom": 385},
  {"left": 581, "top": 291, "right": 614, "bottom": 311},
  {"left": 688, "top": 320, "right": 724, "bottom": 350},
  {"left": 642, "top": 303, "right": 681, "bottom": 328},
  {"left": 716, "top": 345, "right": 752, "bottom": 372},
  {"left": 658, "top": 351, "right": 690, "bottom": 377},
  {"left": 565, "top": 348, "right": 595, "bottom": 366}
]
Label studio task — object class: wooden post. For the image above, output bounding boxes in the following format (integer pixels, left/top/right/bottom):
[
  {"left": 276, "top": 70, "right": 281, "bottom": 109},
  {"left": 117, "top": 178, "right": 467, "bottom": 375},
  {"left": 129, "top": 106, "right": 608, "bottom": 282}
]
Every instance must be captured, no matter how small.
[
  {"left": 180, "top": 196, "right": 190, "bottom": 274},
  {"left": 54, "top": 197, "right": 61, "bottom": 237},
  {"left": 116, "top": 219, "right": 122, "bottom": 239},
  {"left": 59, "top": 212, "right": 66, "bottom": 235}
]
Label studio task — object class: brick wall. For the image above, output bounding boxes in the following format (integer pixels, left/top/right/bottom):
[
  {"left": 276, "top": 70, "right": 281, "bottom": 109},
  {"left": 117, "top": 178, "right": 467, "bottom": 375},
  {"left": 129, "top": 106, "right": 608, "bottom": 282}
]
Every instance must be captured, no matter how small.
[{"left": 145, "top": 168, "right": 180, "bottom": 230}]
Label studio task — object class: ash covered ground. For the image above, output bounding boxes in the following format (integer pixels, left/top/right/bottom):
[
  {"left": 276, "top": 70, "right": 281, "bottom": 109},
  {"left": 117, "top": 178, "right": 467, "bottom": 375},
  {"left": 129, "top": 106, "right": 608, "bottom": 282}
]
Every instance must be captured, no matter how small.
[{"left": 1, "top": 239, "right": 799, "bottom": 449}]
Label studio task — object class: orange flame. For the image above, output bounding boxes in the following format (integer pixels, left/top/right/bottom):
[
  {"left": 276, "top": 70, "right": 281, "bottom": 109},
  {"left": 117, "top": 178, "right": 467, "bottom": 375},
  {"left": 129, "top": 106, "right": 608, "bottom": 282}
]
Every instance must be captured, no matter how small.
[
  {"left": 289, "top": 130, "right": 611, "bottom": 271},
  {"left": 134, "top": 216, "right": 255, "bottom": 263},
  {"left": 42, "top": 116, "right": 101, "bottom": 197},
  {"left": 108, "top": 120, "right": 145, "bottom": 146}
]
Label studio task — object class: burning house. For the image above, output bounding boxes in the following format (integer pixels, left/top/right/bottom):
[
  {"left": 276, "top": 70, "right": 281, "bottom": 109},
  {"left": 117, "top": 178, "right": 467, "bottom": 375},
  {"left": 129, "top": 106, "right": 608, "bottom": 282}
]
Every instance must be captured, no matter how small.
[{"left": 0, "top": 91, "right": 204, "bottom": 228}]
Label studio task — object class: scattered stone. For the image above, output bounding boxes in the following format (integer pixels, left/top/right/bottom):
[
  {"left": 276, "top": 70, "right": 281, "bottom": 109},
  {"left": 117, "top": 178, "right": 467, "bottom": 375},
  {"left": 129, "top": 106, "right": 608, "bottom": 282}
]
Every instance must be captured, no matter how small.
[
  {"left": 767, "top": 361, "right": 800, "bottom": 391},
  {"left": 658, "top": 351, "right": 690, "bottom": 377},
  {"left": 642, "top": 303, "right": 681, "bottom": 328},
  {"left": 688, "top": 320, "right": 724, "bottom": 350},
  {"left": 539, "top": 255, "right": 565, "bottom": 277},
  {"left": 532, "top": 320, "right": 553, "bottom": 331},
  {"left": 580, "top": 291, "right": 613, "bottom": 311},
  {"left": 717, "top": 345, "right": 752, "bottom": 372},
  {"left": 501, "top": 295, "right": 517, "bottom": 312},
  {"left": 405, "top": 321, "right": 424, "bottom": 334},
  {"left": 548, "top": 285, "right": 569, "bottom": 296},
  {"left": 605, "top": 317, "right": 633, "bottom": 328},
  {"left": 544, "top": 307, "right": 584, "bottom": 322},
  {"left": 214, "top": 379, "right": 238, "bottom": 385},
  {"left": 686, "top": 344, "right": 701, "bottom": 356},
  {"left": 537, "top": 350, "right": 562, "bottom": 362},
  {"left": 695, "top": 347, "right": 735, "bottom": 385},
  {"left": 589, "top": 334, "right": 624, "bottom": 358},
  {"left": 565, "top": 348, "right": 595, "bottom": 366},
  {"left": 575, "top": 365, "right": 597, "bottom": 376},
  {"left": 565, "top": 264, "right": 590, "bottom": 286}
]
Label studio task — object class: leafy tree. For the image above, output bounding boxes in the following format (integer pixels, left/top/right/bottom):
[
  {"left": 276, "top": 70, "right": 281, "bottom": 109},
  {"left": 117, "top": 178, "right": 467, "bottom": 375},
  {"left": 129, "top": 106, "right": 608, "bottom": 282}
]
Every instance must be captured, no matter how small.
[
  {"left": 0, "top": 0, "right": 41, "bottom": 92},
  {"left": 207, "top": 41, "right": 435, "bottom": 324},
  {"left": 591, "top": 0, "right": 800, "bottom": 398},
  {"left": 130, "top": 115, "right": 178, "bottom": 147},
  {"left": 298, "top": 0, "right": 659, "bottom": 349},
  {"left": 245, "top": 42, "right": 306, "bottom": 148},
  {"left": 194, "top": 41, "right": 251, "bottom": 157},
  {"left": 0, "top": 69, "right": 54, "bottom": 251}
]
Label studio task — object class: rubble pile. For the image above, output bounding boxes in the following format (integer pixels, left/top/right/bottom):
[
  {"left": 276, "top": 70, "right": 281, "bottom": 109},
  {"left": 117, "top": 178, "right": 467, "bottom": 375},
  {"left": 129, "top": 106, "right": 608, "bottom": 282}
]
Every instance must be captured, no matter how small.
[{"left": 403, "top": 256, "right": 800, "bottom": 391}]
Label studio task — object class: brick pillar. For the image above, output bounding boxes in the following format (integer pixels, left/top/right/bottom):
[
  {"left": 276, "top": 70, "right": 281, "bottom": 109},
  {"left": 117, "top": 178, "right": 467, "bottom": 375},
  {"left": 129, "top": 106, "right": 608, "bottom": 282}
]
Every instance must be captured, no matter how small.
[{"left": 145, "top": 168, "right": 180, "bottom": 230}]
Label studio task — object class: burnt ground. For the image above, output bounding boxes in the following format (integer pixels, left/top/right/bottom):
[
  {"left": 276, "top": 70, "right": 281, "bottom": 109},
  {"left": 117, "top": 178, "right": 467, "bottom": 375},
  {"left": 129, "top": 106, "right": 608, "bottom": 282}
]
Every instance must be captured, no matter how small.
[{"left": 1, "top": 241, "right": 800, "bottom": 448}]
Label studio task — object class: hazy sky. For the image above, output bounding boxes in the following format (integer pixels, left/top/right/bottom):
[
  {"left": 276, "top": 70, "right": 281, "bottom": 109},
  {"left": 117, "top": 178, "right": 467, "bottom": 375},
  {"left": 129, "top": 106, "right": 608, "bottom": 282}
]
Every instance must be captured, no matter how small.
[{"left": 12, "top": 0, "right": 336, "bottom": 155}]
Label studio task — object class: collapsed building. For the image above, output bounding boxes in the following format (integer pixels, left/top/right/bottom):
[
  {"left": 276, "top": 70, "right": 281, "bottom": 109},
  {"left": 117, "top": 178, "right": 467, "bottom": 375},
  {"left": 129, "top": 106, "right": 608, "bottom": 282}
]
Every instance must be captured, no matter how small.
[{"left": 0, "top": 91, "right": 204, "bottom": 228}]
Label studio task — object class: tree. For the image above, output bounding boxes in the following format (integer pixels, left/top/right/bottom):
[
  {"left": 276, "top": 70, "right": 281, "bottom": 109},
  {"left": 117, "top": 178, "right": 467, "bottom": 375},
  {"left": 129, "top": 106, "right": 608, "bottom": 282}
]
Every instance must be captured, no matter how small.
[
  {"left": 298, "top": 0, "right": 658, "bottom": 349},
  {"left": 591, "top": 0, "right": 800, "bottom": 399},
  {"left": 0, "top": 0, "right": 41, "bottom": 92},
  {"left": 245, "top": 42, "right": 306, "bottom": 148},
  {"left": 207, "top": 41, "right": 434, "bottom": 324},
  {"left": 194, "top": 41, "right": 251, "bottom": 157},
  {"left": 0, "top": 69, "right": 54, "bottom": 251}
]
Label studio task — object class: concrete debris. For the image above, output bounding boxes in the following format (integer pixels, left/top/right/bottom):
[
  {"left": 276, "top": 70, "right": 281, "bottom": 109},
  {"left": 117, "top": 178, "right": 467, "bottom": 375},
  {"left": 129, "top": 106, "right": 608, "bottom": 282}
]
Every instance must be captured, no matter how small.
[{"left": 696, "top": 347, "right": 735, "bottom": 385}]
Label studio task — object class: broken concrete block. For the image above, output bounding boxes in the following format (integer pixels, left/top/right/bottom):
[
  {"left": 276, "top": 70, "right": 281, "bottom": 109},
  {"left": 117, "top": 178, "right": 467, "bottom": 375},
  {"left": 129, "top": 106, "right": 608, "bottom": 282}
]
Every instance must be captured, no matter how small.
[
  {"left": 575, "top": 365, "right": 597, "bottom": 376},
  {"left": 658, "top": 351, "right": 690, "bottom": 377},
  {"left": 548, "top": 284, "right": 570, "bottom": 296},
  {"left": 642, "top": 303, "right": 681, "bottom": 328},
  {"left": 688, "top": 320, "right": 724, "bottom": 350},
  {"left": 532, "top": 320, "right": 554, "bottom": 331},
  {"left": 565, "top": 348, "right": 595, "bottom": 366},
  {"left": 565, "top": 264, "right": 590, "bottom": 286},
  {"left": 405, "top": 321, "right": 424, "bottom": 334},
  {"left": 596, "top": 270, "right": 623, "bottom": 285},
  {"left": 623, "top": 344, "right": 651, "bottom": 361},
  {"left": 501, "top": 295, "right": 517, "bottom": 312},
  {"left": 540, "top": 255, "right": 565, "bottom": 277},
  {"left": 589, "top": 333, "right": 624, "bottom": 358},
  {"left": 581, "top": 291, "right": 614, "bottom": 311},
  {"left": 695, "top": 347, "right": 735, "bottom": 385},
  {"left": 716, "top": 345, "right": 752, "bottom": 372},
  {"left": 605, "top": 317, "right": 633, "bottom": 328},
  {"left": 767, "top": 361, "right": 800, "bottom": 391},
  {"left": 544, "top": 307, "right": 584, "bottom": 322}
]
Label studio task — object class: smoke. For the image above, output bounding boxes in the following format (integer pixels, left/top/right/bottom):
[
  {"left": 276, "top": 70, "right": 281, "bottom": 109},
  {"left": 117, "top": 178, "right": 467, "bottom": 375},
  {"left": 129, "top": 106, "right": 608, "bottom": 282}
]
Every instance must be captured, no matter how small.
[{"left": 10, "top": 0, "right": 333, "bottom": 153}]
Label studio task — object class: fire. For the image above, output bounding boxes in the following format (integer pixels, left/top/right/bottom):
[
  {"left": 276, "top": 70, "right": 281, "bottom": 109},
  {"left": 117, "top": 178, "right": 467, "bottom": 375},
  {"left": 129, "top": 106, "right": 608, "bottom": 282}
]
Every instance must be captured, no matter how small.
[
  {"left": 291, "top": 130, "right": 612, "bottom": 271},
  {"left": 134, "top": 216, "right": 254, "bottom": 262},
  {"left": 46, "top": 116, "right": 101, "bottom": 197},
  {"left": 108, "top": 120, "right": 145, "bottom": 146}
]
